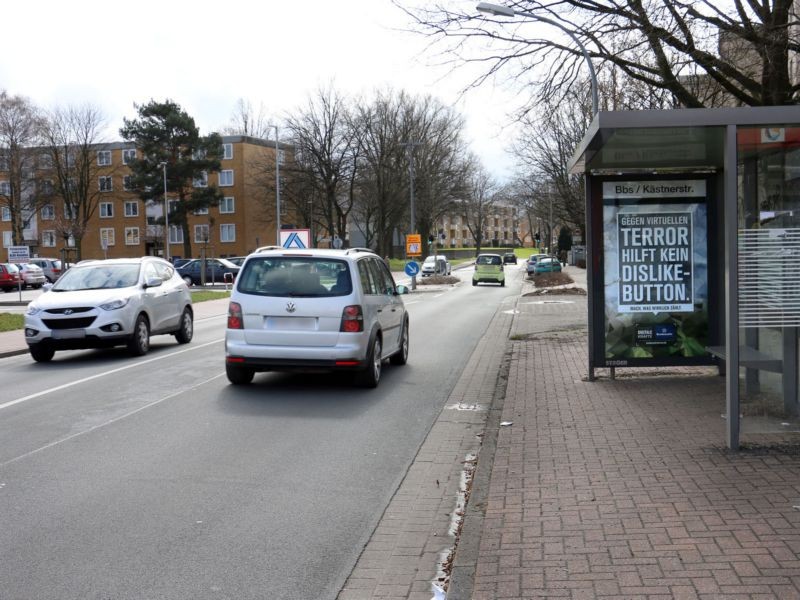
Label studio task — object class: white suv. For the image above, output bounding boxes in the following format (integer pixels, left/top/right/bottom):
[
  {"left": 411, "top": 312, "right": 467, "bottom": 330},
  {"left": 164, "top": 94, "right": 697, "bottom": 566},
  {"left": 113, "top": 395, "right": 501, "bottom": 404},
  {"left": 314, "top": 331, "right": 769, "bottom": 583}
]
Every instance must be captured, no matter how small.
[
  {"left": 24, "top": 257, "right": 193, "bottom": 362},
  {"left": 225, "top": 248, "right": 410, "bottom": 387}
]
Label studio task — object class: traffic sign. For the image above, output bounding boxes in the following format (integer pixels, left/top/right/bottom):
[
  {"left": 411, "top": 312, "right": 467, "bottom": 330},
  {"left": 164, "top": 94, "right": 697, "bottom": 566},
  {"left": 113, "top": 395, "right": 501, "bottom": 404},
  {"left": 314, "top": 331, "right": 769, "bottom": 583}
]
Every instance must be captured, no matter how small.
[
  {"left": 7, "top": 245, "right": 30, "bottom": 263},
  {"left": 404, "top": 261, "right": 420, "bottom": 277},
  {"left": 279, "top": 229, "right": 311, "bottom": 249},
  {"left": 406, "top": 234, "right": 422, "bottom": 256}
]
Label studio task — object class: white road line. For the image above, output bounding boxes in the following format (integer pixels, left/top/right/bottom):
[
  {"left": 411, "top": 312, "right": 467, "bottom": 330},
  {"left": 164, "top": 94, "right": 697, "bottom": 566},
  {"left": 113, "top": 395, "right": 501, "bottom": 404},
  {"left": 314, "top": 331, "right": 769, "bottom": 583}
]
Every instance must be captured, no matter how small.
[
  {"left": 0, "top": 338, "right": 223, "bottom": 412},
  {"left": 0, "top": 372, "right": 226, "bottom": 468}
]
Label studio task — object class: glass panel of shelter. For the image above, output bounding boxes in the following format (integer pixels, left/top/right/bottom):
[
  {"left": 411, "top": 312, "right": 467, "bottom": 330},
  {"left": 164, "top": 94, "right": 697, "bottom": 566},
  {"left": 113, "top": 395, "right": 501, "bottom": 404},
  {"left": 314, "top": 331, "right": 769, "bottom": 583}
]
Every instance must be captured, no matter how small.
[{"left": 736, "top": 124, "right": 800, "bottom": 437}]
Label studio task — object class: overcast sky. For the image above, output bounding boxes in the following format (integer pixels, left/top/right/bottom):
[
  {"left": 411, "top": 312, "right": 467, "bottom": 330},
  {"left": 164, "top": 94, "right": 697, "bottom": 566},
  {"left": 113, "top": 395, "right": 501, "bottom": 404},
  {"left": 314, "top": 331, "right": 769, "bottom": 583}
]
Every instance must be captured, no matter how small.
[{"left": 0, "top": 0, "right": 518, "bottom": 180}]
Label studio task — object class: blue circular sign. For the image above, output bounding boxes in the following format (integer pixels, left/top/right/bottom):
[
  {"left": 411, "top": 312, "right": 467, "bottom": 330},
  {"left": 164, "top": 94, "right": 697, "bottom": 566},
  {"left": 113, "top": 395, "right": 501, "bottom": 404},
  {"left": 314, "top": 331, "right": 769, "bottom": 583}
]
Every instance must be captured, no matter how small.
[{"left": 404, "top": 261, "right": 420, "bottom": 277}]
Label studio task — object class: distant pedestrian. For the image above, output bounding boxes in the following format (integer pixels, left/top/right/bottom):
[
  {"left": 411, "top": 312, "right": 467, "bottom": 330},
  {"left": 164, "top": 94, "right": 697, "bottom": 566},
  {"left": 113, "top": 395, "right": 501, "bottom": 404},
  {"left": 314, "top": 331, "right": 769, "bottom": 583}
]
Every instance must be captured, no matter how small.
[
  {"left": 558, "top": 249, "right": 568, "bottom": 266},
  {"left": 384, "top": 255, "right": 391, "bottom": 269}
]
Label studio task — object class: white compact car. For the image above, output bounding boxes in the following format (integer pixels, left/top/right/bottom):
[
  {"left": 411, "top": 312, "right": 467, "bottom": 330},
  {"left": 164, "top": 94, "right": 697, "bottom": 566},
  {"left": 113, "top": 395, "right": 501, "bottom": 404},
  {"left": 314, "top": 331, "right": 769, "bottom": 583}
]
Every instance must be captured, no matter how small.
[
  {"left": 24, "top": 257, "right": 193, "bottom": 362},
  {"left": 420, "top": 255, "right": 451, "bottom": 277},
  {"left": 225, "top": 248, "right": 410, "bottom": 388}
]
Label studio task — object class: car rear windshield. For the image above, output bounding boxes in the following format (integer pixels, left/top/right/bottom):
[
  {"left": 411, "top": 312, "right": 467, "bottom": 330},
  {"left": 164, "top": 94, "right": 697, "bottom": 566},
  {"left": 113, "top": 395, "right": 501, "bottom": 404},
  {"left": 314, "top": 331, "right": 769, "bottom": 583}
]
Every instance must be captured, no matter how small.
[
  {"left": 53, "top": 264, "right": 141, "bottom": 291},
  {"left": 476, "top": 255, "right": 501, "bottom": 265},
  {"left": 237, "top": 257, "right": 352, "bottom": 297}
]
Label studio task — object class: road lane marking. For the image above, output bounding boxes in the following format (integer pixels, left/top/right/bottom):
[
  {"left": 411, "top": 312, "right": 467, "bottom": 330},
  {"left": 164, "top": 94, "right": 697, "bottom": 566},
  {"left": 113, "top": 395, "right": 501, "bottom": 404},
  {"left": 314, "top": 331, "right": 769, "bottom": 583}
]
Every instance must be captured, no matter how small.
[
  {"left": 0, "top": 338, "right": 223, "bottom": 412},
  {"left": 0, "top": 373, "right": 226, "bottom": 468}
]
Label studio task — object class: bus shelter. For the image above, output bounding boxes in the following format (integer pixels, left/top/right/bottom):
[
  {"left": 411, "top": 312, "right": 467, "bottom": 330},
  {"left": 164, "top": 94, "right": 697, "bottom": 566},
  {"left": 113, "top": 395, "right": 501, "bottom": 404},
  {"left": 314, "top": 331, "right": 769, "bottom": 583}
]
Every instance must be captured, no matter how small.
[{"left": 570, "top": 106, "right": 800, "bottom": 449}]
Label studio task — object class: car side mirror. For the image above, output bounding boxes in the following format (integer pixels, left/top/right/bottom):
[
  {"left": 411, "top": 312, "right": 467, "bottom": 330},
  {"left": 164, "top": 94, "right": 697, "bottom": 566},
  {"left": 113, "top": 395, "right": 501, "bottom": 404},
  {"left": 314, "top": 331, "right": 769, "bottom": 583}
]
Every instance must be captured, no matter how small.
[
  {"left": 43, "top": 283, "right": 53, "bottom": 292},
  {"left": 396, "top": 284, "right": 409, "bottom": 295},
  {"left": 145, "top": 277, "right": 163, "bottom": 288}
]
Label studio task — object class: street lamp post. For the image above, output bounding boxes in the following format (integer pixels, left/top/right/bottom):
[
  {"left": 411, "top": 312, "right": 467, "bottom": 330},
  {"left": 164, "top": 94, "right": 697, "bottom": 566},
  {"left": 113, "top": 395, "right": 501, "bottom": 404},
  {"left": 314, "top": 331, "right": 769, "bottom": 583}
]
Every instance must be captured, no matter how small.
[
  {"left": 476, "top": 2, "right": 599, "bottom": 115},
  {"left": 401, "top": 141, "right": 421, "bottom": 290},
  {"left": 159, "top": 161, "right": 169, "bottom": 259},
  {"left": 274, "top": 125, "right": 281, "bottom": 245}
]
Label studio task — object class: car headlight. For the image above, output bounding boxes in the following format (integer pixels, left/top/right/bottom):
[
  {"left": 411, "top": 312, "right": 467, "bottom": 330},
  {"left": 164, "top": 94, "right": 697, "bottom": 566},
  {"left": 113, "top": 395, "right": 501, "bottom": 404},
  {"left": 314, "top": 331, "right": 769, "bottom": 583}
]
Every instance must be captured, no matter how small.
[
  {"left": 100, "top": 298, "right": 131, "bottom": 311},
  {"left": 26, "top": 305, "right": 42, "bottom": 316}
]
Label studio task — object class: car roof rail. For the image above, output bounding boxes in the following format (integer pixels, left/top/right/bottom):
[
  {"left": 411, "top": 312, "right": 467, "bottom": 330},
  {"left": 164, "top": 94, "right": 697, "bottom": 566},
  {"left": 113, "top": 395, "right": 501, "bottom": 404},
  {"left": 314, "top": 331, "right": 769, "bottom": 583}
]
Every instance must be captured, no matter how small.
[
  {"left": 254, "top": 245, "right": 283, "bottom": 252},
  {"left": 345, "top": 247, "right": 377, "bottom": 255}
]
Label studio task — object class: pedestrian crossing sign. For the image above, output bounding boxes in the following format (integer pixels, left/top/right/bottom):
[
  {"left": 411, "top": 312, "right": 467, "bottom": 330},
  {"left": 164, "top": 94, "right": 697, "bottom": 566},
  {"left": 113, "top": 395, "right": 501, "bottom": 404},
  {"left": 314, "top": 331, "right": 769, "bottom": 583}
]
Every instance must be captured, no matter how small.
[{"left": 279, "top": 229, "right": 311, "bottom": 249}]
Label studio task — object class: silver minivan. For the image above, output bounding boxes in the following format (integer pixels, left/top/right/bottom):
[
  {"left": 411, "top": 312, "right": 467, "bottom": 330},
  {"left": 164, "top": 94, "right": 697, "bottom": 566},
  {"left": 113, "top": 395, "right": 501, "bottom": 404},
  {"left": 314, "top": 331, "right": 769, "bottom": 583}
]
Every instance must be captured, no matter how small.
[{"left": 225, "top": 248, "right": 410, "bottom": 387}]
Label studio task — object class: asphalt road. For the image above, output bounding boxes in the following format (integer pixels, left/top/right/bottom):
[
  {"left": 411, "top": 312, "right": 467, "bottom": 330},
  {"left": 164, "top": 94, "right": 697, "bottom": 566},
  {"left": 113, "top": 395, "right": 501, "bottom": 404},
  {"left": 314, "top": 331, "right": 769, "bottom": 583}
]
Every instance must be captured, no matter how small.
[{"left": 0, "top": 265, "right": 524, "bottom": 600}]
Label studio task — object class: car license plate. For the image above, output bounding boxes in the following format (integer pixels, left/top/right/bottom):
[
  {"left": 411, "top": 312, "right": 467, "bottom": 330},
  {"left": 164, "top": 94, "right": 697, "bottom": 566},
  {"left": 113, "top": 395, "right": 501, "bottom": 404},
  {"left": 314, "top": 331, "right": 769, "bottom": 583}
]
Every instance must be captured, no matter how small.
[
  {"left": 52, "top": 330, "right": 86, "bottom": 339},
  {"left": 266, "top": 317, "right": 317, "bottom": 331}
]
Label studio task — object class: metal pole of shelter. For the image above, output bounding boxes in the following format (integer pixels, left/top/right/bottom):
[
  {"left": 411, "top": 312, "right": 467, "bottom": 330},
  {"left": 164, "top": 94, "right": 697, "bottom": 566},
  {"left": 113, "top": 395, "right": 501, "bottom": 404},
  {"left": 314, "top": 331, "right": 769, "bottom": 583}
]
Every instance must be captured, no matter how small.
[{"left": 724, "top": 124, "right": 740, "bottom": 450}]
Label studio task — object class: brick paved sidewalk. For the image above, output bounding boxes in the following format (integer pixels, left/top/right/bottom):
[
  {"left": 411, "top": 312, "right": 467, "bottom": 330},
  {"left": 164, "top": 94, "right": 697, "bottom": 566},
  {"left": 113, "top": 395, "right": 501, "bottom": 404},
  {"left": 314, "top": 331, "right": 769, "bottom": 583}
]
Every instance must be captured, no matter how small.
[{"left": 465, "top": 295, "right": 800, "bottom": 599}]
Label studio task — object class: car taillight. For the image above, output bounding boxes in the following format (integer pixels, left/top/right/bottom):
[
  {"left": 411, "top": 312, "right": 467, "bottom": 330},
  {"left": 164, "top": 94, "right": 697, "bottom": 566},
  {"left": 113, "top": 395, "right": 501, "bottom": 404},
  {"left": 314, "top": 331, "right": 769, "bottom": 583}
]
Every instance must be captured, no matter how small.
[
  {"left": 340, "top": 305, "right": 363, "bottom": 333},
  {"left": 227, "top": 301, "right": 243, "bottom": 329}
]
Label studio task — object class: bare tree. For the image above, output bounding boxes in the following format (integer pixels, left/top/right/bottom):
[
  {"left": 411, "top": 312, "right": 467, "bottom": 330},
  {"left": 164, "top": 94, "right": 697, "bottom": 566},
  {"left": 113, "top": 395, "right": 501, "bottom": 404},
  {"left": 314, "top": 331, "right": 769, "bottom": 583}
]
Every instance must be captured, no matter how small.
[
  {"left": 403, "top": 95, "right": 469, "bottom": 257},
  {"left": 222, "top": 98, "right": 274, "bottom": 139},
  {"left": 39, "top": 104, "right": 111, "bottom": 260},
  {"left": 399, "top": 0, "right": 800, "bottom": 108},
  {"left": 351, "top": 89, "right": 410, "bottom": 255},
  {"left": 460, "top": 158, "right": 500, "bottom": 255},
  {"left": 0, "top": 92, "right": 46, "bottom": 247},
  {"left": 283, "top": 85, "right": 359, "bottom": 246}
]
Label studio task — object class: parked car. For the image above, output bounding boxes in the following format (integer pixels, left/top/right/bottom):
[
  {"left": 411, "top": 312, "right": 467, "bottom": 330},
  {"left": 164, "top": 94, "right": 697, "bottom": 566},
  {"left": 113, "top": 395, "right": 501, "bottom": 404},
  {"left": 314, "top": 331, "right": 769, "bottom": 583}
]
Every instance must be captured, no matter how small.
[
  {"left": 534, "top": 257, "right": 563, "bottom": 275},
  {"left": 0, "top": 262, "right": 22, "bottom": 292},
  {"left": 171, "top": 258, "right": 193, "bottom": 269},
  {"left": 18, "top": 263, "right": 47, "bottom": 289},
  {"left": 176, "top": 257, "right": 240, "bottom": 286},
  {"left": 225, "top": 247, "right": 410, "bottom": 388},
  {"left": 27, "top": 257, "right": 64, "bottom": 283},
  {"left": 525, "top": 254, "right": 548, "bottom": 275},
  {"left": 226, "top": 256, "right": 247, "bottom": 267},
  {"left": 421, "top": 255, "right": 451, "bottom": 277},
  {"left": 503, "top": 252, "right": 517, "bottom": 265},
  {"left": 472, "top": 253, "right": 505, "bottom": 287},
  {"left": 24, "top": 257, "right": 194, "bottom": 362}
]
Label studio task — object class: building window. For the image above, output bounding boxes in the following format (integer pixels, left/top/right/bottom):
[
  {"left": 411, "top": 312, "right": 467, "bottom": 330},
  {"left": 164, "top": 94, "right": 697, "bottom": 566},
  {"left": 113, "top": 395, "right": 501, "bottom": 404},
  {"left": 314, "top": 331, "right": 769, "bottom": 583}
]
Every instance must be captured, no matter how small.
[
  {"left": 194, "top": 206, "right": 209, "bottom": 215},
  {"left": 193, "top": 171, "right": 208, "bottom": 188},
  {"left": 39, "top": 179, "right": 54, "bottom": 195},
  {"left": 220, "top": 223, "right": 235, "bottom": 243},
  {"left": 123, "top": 175, "right": 133, "bottom": 190},
  {"left": 219, "top": 170, "right": 234, "bottom": 187},
  {"left": 0, "top": 181, "right": 9, "bottom": 196},
  {"left": 97, "top": 150, "right": 112, "bottom": 166},
  {"left": 124, "top": 201, "right": 139, "bottom": 217},
  {"left": 0, "top": 154, "right": 9, "bottom": 171},
  {"left": 42, "top": 230, "right": 56, "bottom": 247},
  {"left": 38, "top": 153, "right": 53, "bottom": 169},
  {"left": 100, "top": 228, "right": 115, "bottom": 247},
  {"left": 64, "top": 203, "right": 77, "bottom": 220},
  {"left": 1, "top": 206, "right": 9, "bottom": 221},
  {"left": 2, "top": 231, "right": 11, "bottom": 247},
  {"left": 100, "top": 202, "right": 114, "bottom": 218},
  {"left": 194, "top": 224, "right": 210, "bottom": 243},
  {"left": 99, "top": 176, "right": 113, "bottom": 192},
  {"left": 122, "top": 149, "right": 136, "bottom": 164},
  {"left": 41, "top": 204, "right": 55, "bottom": 220},
  {"left": 125, "top": 227, "right": 140, "bottom": 245},
  {"left": 169, "top": 225, "right": 184, "bottom": 245},
  {"left": 223, "top": 143, "right": 233, "bottom": 160},
  {"left": 277, "top": 149, "right": 286, "bottom": 165},
  {"left": 219, "top": 196, "right": 235, "bottom": 214}
]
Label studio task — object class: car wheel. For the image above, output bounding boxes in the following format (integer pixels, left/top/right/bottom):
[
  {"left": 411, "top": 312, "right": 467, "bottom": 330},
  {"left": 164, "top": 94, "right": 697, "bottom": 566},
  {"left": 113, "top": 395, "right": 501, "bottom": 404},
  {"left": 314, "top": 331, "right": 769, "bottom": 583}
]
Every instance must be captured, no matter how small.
[
  {"left": 390, "top": 319, "right": 409, "bottom": 366},
  {"left": 226, "top": 363, "right": 254, "bottom": 385},
  {"left": 127, "top": 314, "right": 150, "bottom": 356},
  {"left": 174, "top": 308, "right": 194, "bottom": 344},
  {"left": 29, "top": 343, "right": 55, "bottom": 363},
  {"left": 501, "top": 280, "right": 505, "bottom": 287},
  {"left": 183, "top": 276, "right": 193, "bottom": 286},
  {"left": 472, "top": 280, "right": 477, "bottom": 286},
  {"left": 355, "top": 335, "right": 382, "bottom": 388}
]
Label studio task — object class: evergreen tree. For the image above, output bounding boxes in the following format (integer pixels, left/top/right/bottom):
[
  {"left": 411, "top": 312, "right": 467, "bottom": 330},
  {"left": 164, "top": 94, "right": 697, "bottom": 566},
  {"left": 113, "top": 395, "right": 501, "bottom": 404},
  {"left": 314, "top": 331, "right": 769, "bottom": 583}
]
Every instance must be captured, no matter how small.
[{"left": 120, "top": 99, "right": 223, "bottom": 258}]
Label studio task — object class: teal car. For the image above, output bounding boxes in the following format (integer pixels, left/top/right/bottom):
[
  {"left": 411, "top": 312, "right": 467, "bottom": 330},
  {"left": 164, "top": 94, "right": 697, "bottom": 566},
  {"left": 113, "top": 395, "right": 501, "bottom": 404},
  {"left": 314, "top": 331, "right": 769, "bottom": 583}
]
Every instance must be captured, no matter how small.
[
  {"left": 472, "top": 254, "right": 505, "bottom": 286},
  {"left": 534, "top": 257, "right": 562, "bottom": 274}
]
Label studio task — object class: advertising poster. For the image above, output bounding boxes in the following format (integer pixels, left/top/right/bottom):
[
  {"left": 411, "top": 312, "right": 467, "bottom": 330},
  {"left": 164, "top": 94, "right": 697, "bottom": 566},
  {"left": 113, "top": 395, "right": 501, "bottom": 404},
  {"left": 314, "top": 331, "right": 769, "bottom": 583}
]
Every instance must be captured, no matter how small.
[{"left": 603, "top": 180, "right": 709, "bottom": 364}]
